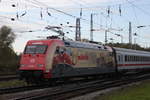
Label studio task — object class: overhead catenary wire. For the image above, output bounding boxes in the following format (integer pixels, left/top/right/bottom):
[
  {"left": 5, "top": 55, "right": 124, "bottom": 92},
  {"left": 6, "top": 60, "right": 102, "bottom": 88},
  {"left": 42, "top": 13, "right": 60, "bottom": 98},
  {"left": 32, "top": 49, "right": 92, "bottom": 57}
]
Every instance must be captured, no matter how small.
[
  {"left": 23, "top": 0, "right": 128, "bottom": 31},
  {"left": 25, "top": 0, "right": 108, "bottom": 27},
  {"left": 1, "top": 0, "right": 149, "bottom": 45},
  {"left": 126, "top": 0, "right": 150, "bottom": 17},
  {"left": 0, "top": 0, "right": 126, "bottom": 33}
]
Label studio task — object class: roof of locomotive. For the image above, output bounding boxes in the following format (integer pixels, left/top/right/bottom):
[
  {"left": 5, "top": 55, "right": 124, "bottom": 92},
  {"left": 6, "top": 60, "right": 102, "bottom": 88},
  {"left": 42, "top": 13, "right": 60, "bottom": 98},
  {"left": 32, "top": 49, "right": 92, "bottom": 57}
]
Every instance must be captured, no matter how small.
[
  {"left": 26, "top": 37, "right": 113, "bottom": 52},
  {"left": 64, "top": 40, "right": 112, "bottom": 51},
  {"left": 26, "top": 39, "right": 63, "bottom": 45}
]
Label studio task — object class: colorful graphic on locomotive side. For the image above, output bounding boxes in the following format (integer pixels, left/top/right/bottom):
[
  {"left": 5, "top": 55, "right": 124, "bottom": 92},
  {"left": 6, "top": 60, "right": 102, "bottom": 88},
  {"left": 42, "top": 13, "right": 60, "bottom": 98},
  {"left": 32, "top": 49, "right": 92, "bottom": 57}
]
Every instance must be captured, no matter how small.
[{"left": 52, "top": 46, "right": 115, "bottom": 68}]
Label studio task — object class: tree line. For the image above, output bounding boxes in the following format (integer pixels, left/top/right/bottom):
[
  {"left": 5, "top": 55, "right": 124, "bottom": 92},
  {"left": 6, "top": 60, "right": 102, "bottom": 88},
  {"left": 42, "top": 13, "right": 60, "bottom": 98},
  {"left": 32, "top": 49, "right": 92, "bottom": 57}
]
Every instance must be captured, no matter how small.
[{"left": 0, "top": 26, "right": 19, "bottom": 73}]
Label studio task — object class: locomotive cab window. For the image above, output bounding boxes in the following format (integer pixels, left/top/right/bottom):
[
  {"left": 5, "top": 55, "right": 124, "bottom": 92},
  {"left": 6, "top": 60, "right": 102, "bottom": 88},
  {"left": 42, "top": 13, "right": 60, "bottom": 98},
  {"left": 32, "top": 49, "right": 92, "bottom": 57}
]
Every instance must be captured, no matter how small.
[
  {"left": 24, "top": 45, "right": 47, "bottom": 54},
  {"left": 55, "top": 46, "right": 69, "bottom": 55}
]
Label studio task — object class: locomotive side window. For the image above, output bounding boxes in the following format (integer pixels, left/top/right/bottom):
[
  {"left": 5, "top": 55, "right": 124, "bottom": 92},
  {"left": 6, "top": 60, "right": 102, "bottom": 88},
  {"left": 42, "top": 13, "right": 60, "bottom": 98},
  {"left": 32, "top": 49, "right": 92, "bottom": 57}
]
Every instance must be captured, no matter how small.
[
  {"left": 24, "top": 45, "right": 47, "bottom": 54},
  {"left": 65, "top": 47, "right": 72, "bottom": 56}
]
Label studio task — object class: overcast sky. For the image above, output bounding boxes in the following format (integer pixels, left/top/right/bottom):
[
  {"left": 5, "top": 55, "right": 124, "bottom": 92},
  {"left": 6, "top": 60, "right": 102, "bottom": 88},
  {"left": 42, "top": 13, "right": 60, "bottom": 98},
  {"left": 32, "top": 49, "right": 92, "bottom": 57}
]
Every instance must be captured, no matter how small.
[{"left": 0, "top": 0, "right": 150, "bottom": 53}]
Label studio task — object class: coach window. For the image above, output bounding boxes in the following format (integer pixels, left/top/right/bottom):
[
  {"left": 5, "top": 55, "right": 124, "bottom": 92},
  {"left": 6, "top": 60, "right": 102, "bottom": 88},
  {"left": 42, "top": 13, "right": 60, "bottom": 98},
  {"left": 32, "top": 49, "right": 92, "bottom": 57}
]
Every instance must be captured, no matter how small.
[
  {"left": 127, "top": 56, "right": 129, "bottom": 61},
  {"left": 118, "top": 55, "right": 120, "bottom": 61},
  {"left": 126, "top": 56, "right": 128, "bottom": 62},
  {"left": 132, "top": 56, "right": 134, "bottom": 61},
  {"left": 125, "top": 55, "right": 127, "bottom": 62},
  {"left": 142, "top": 56, "right": 144, "bottom": 61},
  {"left": 135, "top": 56, "right": 137, "bottom": 61},
  {"left": 146, "top": 57, "right": 148, "bottom": 61},
  {"left": 129, "top": 56, "right": 131, "bottom": 62},
  {"left": 139, "top": 56, "right": 141, "bottom": 61},
  {"left": 142, "top": 57, "right": 144, "bottom": 61},
  {"left": 144, "top": 57, "right": 146, "bottom": 61}
]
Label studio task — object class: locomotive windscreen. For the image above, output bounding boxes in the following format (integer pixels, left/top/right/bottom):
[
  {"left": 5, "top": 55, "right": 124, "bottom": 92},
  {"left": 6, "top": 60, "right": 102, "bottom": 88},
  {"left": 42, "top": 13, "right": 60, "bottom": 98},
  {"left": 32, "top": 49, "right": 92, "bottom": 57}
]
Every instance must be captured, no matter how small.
[{"left": 24, "top": 45, "right": 47, "bottom": 54}]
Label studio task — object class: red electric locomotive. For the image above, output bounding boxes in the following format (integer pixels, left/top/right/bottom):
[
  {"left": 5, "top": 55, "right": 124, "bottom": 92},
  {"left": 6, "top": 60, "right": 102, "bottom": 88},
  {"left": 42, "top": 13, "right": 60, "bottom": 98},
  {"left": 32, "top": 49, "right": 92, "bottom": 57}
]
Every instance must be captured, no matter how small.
[{"left": 19, "top": 36, "right": 116, "bottom": 83}]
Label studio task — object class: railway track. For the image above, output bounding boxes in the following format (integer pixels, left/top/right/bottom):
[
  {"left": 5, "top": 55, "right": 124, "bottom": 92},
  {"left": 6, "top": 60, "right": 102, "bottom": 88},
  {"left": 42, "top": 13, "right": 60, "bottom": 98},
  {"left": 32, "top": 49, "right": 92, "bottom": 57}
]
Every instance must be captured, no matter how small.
[
  {"left": 0, "top": 85, "right": 50, "bottom": 95},
  {"left": 0, "top": 74, "right": 19, "bottom": 81},
  {"left": 0, "top": 77, "right": 96, "bottom": 95},
  {"left": 1, "top": 72, "right": 150, "bottom": 100}
]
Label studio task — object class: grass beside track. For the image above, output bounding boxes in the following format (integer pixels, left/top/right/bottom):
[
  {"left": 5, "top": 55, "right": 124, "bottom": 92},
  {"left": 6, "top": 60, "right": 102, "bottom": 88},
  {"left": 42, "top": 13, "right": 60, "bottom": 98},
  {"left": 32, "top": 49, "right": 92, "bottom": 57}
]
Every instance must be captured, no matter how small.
[
  {"left": 94, "top": 80, "right": 150, "bottom": 100},
  {"left": 0, "top": 80, "right": 27, "bottom": 88}
]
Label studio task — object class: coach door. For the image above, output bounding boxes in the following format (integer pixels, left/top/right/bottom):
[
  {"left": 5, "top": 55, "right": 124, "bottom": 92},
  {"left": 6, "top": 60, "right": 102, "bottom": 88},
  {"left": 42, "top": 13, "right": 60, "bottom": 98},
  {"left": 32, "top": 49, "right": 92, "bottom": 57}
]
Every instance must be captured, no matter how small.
[{"left": 117, "top": 54, "right": 124, "bottom": 65}]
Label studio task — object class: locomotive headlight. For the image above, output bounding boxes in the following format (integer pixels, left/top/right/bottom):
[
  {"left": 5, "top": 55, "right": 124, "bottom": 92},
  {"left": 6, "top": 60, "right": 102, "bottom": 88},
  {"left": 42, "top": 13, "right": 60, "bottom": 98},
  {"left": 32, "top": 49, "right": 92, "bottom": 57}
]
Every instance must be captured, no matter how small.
[
  {"left": 37, "top": 64, "right": 44, "bottom": 67},
  {"left": 20, "top": 64, "right": 26, "bottom": 67}
]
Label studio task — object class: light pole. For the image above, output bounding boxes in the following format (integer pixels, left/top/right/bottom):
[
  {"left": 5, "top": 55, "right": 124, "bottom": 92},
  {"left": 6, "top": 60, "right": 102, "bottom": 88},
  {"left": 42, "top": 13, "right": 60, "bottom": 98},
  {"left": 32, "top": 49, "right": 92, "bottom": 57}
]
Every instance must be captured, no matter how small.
[
  {"left": 135, "top": 25, "right": 150, "bottom": 48},
  {"left": 90, "top": 13, "right": 98, "bottom": 41},
  {"left": 105, "top": 30, "right": 108, "bottom": 44},
  {"left": 115, "top": 33, "right": 123, "bottom": 43},
  {"left": 133, "top": 33, "right": 138, "bottom": 50}
]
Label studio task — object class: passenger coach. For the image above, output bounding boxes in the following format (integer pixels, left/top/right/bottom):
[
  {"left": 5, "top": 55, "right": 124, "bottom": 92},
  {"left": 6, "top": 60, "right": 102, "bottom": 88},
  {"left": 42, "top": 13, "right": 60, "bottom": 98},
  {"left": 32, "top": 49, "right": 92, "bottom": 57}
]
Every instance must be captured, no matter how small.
[{"left": 114, "top": 47, "right": 150, "bottom": 71}]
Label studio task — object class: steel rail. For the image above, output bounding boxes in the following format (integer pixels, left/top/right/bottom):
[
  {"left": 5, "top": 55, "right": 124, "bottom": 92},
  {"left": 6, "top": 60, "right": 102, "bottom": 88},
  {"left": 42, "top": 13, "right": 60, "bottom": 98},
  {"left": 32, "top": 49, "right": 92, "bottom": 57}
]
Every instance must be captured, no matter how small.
[{"left": 14, "top": 72, "right": 150, "bottom": 100}]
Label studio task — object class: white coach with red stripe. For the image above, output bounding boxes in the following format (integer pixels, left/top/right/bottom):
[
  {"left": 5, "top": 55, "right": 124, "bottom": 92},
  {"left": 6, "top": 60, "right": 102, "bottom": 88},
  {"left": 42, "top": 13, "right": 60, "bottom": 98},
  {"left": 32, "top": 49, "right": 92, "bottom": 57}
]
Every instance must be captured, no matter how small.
[{"left": 114, "top": 47, "right": 150, "bottom": 71}]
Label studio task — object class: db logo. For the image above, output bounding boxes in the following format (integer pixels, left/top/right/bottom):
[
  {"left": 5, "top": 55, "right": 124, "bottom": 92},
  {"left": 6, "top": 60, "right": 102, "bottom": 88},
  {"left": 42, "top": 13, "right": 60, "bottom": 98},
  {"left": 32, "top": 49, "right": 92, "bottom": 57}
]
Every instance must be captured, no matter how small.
[{"left": 30, "top": 59, "right": 35, "bottom": 63}]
